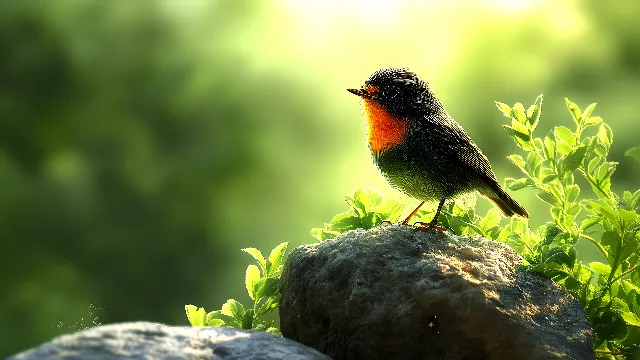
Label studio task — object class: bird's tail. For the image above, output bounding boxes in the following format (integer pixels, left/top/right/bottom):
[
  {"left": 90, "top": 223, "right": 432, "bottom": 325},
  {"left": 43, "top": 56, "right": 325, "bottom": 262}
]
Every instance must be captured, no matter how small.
[{"left": 481, "top": 185, "right": 529, "bottom": 218}]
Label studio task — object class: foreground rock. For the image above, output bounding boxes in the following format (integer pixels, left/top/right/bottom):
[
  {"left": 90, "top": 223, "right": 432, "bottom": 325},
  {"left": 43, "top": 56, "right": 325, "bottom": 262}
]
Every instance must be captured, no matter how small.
[
  {"left": 280, "top": 225, "right": 594, "bottom": 360},
  {"left": 8, "top": 322, "right": 332, "bottom": 360}
]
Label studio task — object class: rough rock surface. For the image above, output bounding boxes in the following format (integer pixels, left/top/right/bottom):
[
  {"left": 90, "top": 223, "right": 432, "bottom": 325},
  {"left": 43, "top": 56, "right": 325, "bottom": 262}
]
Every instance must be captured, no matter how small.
[
  {"left": 280, "top": 225, "right": 594, "bottom": 360},
  {"left": 8, "top": 321, "right": 332, "bottom": 360}
]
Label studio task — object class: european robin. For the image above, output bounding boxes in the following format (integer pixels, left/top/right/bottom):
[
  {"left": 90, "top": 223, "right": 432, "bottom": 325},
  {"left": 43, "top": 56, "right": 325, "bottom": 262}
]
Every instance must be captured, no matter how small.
[{"left": 347, "top": 68, "right": 529, "bottom": 231}]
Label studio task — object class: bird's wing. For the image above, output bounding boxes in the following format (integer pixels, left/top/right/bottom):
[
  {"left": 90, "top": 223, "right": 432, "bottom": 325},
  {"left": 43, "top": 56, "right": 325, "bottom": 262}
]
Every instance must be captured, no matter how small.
[{"left": 417, "top": 113, "right": 498, "bottom": 183}]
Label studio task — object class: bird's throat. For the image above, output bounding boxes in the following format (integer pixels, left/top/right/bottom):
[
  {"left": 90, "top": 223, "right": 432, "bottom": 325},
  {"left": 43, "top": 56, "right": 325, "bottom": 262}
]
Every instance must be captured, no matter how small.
[{"left": 362, "top": 99, "right": 409, "bottom": 155}]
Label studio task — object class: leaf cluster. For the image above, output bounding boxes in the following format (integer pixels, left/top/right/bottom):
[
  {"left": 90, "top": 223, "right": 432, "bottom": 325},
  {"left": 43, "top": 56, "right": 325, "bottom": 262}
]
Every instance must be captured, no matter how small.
[
  {"left": 185, "top": 243, "right": 288, "bottom": 335},
  {"left": 311, "top": 188, "right": 404, "bottom": 241},
  {"left": 308, "top": 96, "right": 640, "bottom": 358},
  {"left": 497, "top": 96, "right": 640, "bottom": 359},
  {"left": 184, "top": 96, "right": 640, "bottom": 358}
]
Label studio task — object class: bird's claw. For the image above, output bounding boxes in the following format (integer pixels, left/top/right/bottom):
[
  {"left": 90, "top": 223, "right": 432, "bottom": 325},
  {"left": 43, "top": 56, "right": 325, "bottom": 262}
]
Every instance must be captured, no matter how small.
[
  {"left": 412, "top": 221, "right": 455, "bottom": 234},
  {"left": 381, "top": 220, "right": 393, "bottom": 226}
]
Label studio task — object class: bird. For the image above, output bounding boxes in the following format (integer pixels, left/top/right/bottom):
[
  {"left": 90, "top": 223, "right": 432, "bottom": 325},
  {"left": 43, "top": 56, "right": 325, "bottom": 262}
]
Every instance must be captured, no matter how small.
[{"left": 347, "top": 68, "right": 529, "bottom": 231}]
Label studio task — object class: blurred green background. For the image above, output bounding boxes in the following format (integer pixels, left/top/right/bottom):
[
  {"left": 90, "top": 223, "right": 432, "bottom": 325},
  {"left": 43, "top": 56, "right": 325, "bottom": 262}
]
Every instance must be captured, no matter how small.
[{"left": 2, "top": 0, "right": 640, "bottom": 355}]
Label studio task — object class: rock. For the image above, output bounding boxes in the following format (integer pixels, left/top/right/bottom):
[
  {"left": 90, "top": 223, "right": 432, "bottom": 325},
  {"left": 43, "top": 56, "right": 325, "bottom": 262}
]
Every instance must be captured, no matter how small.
[
  {"left": 8, "top": 321, "right": 332, "bottom": 360},
  {"left": 279, "top": 225, "right": 594, "bottom": 360}
]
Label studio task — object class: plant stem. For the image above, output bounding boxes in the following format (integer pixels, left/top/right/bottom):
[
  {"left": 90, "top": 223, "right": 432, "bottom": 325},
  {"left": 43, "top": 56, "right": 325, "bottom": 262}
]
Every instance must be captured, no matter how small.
[
  {"left": 579, "top": 233, "right": 608, "bottom": 258},
  {"left": 611, "top": 263, "right": 640, "bottom": 283}
]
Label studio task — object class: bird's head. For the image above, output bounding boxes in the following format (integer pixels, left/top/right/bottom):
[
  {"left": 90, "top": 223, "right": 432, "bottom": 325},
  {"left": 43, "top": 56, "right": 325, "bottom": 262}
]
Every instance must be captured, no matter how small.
[{"left": 347, "top": 68, "right": 434, "bottom": 119}]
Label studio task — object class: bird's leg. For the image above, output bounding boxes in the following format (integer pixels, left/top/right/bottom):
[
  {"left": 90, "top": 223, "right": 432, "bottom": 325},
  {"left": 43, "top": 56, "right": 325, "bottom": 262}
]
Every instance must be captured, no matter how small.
[
  {"left": 413, "top": 198, "right": 449, "bottom": 233},
  {"left": 401, "top": 201, "right": 425, "bottom": 225}
]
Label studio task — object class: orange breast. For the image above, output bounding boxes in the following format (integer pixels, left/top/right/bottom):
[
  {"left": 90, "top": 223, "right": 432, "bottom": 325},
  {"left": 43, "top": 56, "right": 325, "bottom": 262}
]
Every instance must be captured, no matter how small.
[{"left": 362, "top": 99, "right": 409, "bottom": 154}]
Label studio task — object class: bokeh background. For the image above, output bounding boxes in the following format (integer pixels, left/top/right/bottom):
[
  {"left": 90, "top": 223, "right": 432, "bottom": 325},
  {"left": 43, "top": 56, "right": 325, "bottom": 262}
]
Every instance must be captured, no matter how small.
[{"left": 2, "top": 0, "right": 640, "bottom": 355}]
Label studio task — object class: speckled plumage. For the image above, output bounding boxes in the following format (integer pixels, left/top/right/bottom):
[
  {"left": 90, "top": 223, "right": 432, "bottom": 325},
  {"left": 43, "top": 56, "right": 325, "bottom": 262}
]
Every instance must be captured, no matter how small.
[{"left": 350, "top": 68, "right": 528, "bottom": 219}]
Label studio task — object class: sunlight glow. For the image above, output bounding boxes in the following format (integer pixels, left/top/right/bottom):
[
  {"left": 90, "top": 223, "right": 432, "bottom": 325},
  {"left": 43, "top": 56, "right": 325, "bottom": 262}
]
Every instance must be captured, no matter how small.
[
  {"left": 282, "top": 0, "right": 408, "bottom": 26},
  {"left": 486, "top": 0, "right": 535, "bottom": 13}
]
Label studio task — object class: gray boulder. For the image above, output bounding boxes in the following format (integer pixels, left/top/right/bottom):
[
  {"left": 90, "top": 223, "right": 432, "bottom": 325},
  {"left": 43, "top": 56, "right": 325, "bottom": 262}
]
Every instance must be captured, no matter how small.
[
  {"left": 8, "top": 322, "right": 332, "bottom": 360},
  {"left": 279, "top": 225, "right": 594, "bottom": 360}
]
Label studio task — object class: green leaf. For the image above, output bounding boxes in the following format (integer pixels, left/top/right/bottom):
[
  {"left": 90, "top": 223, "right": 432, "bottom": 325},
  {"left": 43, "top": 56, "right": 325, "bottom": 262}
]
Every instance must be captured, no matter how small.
[
  {"left": 206, "top": 318, "right": 225, "bottom": 327},
  {"left": 583, "top": 199, "right": 617, "bottom": 221},
  {"left": 267, "top": 242, "right": 289, "bottom": 276},
  {"left": 598, "top": 123, "right": 613, "bottom": 151},
  {"left": 621, "top": 311, "right": 640, "bottom": 327},
  {"left": 543, "top": 135, "right": 556, "bottom": 162},
  {"left": 583, "top": 116, "right": 603, "bottom": 127},
  {"left": 185, "top": 305, "right": 206, "bottom": 327},
  {"left": 586, "top": 157, "right": 600, "bottom": 176},
  {"left": 255, "top": 277, "right": 279, "bottom": 300},
  {"left": 533, "top": 137, "right": 544, "bottom": 152},
  {"left": 366, "top": 188, "right": 383, "bottom": 207},
  {"left": 511, "top": 117, "right": 530, "bottom": 136},
  {"left": 206, "top": 310, "right": 225, "bottom": 326},
  {"left": 555, "top": 126, "right": 576, "bottom": 147},
  {"left": 595, "top": 309, "right": 628, "bottom": 341},
  {"left": 328, "top": 212, "right": 361, "bottom": 232},
  {"left": 631, "top": 189, "right": 640, "bottom": 209},
  {"left": 601, "top": 231, "right": 622, "bottom": 262},
  {"left": 221, "top": 299, "right": 245, "bottom": 320},
  {"left": 540, "top": 174, "right": 557, "bottom": 184},
  {"left": 622, "top": 280, "right": 640, "bottom": 295},
  {"left": 537, "top": 191, "right": 560, "bottom": 206},
  {"left": 619, "top": 209, "right": 638, "bottom": 221},
  {"left": 480, "top": 208, "right": 501, "bottom": 233},
  {"left": 361, "top": 212, "right": 377, "bottom": 229},
  {"left": 505, "top": 178, "right": 530, "bottom": 191},
  {"left": 550, "top": 206, "right": 562, "bottom": 225},
  {"left": 512, "top": 103, "right": 527, "bottom": 124},
  {"left": 566, "top": 184, "right": 580, "bottom": 203},
  {"left": 507, "top": 154, "right": 525, "bottom": 169},
  {"left": 353, "top": 189, "right": 371, "bottom": 216},
  {"left": 562, "top": 146, "right": 588, "bottom": 175},
  {"left": 525, "top": 151, "right": 543, "bottom": 177},
  {"left": 242, "top": 309, "right": 254, "bottom": 329},
  {"left": 625, "top": 146, "right": 640, "bottom": 165},
  {"left": 590, "top": 261, "right": 612, "bottom": 278},
  {"left": 575, "top": 264, "right": 593, "bottom": 284},
  {"left": 495, "top": 101, "right": 512, "bottom": 118},
  {"left": 503, "top": 125, "right": 532, "bottom": 146},
  {"left": 580, "top": 217, "right": 600, "bottom": 231},
  {"left": 256, "top": 295, "right": 280, "bottom": 317},
  {"left": 242, "top": 248, "right": 267, "bottom": 274},
  {"left": 245, "top": 265, "right": 261, "bottom": 300},
  {"left": 580, "top": 103, "right": 597, "bottom": 124},
  {"left": 565, "top": 98, "right": 582, "bottom": 125},
  {"left": 527, "top": 94, "right": 543, "bottom": 129},
  {"left": 593, "top": 162, "right": 617, "bottom": 196},
  {"left": 311, "top": 227, "right": 339, "bottom": 241},
  {"left": 526, "top": 103, "right": 538, "bottom": 121},
  {"left": 374, "top": 198, "right": 403, "bottom": 222}
]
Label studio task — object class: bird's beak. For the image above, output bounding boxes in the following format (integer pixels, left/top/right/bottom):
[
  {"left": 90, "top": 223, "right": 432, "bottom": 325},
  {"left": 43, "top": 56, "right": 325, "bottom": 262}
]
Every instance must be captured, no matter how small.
[{"left": 347, "top": 87, "right": 376, "bottom": 99}]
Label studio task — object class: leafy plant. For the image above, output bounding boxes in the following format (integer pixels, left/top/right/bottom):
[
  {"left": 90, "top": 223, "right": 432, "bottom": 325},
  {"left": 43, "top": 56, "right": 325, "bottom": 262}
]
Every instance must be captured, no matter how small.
[
  {"left": 496, "top": 95, "right": 640, "bottom": 359},
  {"left": 186, "top": 96, "right": 640, "bottom": 358},
  {"left": 309, "top": 96, "right": 640, "bottom": 359},
  {"left": 311, "top": 188, "right": 404, "bottom": 241},
  {"left": 185, "top": 243, "right": 288, "bottom": 335}
]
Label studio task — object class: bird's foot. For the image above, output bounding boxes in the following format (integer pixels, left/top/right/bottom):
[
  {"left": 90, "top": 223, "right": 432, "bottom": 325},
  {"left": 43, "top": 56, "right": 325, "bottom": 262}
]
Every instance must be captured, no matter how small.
[
  {"left": 412, "top": 221, "right": 454, "bottom": 234},
  {"left": 380, "top": 220, "right": 393, "bottom": 226}
]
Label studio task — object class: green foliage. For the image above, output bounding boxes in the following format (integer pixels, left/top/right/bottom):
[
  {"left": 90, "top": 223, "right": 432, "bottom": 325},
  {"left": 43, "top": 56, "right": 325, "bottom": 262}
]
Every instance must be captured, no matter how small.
[
  {"left": 184, "top": 96, "right": 639, "bottom": 358},
  {"left": 310, "top": 96, "right": 640, "bottom": 358},
  {"left": 311, "top": 188, "right": 404, "bottom": 241},
  {"left": 497, "top": 96, "right": 640, "bottom": 358},
  {"left": 185, "top": 243, "right": 288, "bottom": 335}
]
